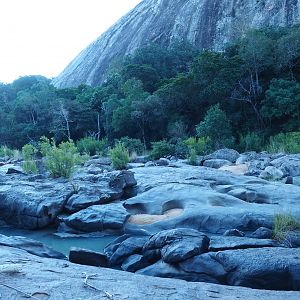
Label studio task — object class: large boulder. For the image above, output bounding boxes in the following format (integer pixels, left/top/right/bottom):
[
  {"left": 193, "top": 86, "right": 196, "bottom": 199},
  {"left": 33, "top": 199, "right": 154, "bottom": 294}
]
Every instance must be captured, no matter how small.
[
  {"left": 63, "top": 203, "right": 129, "bottom": 233},
  {"left": 204, "top": 149, "right": 240, "bottom": 163},
  {"left": 65, "top": 170, "right": 137, "bottom": 213},
  {"left": 203, "top": 159, "right": 232, "bottom": 169},
  {"left": 0, "top": 175, "right": 70, "bottom": 229},
  {"left": 260, "top": 166, "right": 284, "bottom": 181}
]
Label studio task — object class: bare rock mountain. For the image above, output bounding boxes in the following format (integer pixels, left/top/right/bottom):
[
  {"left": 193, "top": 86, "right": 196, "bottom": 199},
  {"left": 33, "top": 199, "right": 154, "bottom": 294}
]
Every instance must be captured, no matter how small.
[{"left": 53, "top": 0, "right": 300, "bottom": 88}]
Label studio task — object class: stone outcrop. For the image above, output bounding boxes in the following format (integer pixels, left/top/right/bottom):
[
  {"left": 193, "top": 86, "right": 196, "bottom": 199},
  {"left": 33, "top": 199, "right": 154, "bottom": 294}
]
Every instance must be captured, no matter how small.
[
  {"left": 52, "top": 0, "right": 300, "bottom": 88},
  {"left": 2, "top": 246, "right": 300, "bottom": 300}
]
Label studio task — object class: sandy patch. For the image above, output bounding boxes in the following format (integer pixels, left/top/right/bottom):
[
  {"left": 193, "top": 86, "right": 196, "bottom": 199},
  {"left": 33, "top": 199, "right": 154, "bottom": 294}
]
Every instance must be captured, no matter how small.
[
  {"left": 127, "top": 208, "right": 183, "bottom": 225},
  {"left": 219, "top": 164, "right": 248, "bottom": 175}
]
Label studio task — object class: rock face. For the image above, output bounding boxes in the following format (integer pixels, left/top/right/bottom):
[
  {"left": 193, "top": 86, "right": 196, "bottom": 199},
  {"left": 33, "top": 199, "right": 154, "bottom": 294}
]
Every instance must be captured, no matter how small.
[
  {"left": 52, "top": 0, "right": 300, "bottom": 88},
  {"left": 2, "top": 246, "right": 300, "bottom": 300}
]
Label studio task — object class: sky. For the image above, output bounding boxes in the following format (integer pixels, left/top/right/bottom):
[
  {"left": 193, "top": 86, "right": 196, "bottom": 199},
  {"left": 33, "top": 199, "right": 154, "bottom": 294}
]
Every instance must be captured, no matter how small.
[{"left": 0, "top": 0, "right": 142, "bottom": 83}]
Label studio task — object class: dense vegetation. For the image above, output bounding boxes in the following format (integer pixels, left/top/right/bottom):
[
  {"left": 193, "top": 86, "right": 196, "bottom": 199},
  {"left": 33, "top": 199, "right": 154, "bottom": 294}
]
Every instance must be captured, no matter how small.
[{"left": 0, "top": 25, "right": 299, "bottom": 155}]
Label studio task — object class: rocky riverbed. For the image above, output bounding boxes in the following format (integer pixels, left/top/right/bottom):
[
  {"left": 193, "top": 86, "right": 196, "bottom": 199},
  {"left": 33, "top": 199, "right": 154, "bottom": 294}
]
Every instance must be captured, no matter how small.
[{"left": 1, "top": 149, "right": 300, "bottom": 297}]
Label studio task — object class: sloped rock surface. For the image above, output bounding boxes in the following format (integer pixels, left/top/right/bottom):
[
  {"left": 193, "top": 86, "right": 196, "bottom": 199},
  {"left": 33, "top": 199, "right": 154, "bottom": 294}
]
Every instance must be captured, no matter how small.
[{"left": 53, "top": 0, "right": 300, "bottom": 88}]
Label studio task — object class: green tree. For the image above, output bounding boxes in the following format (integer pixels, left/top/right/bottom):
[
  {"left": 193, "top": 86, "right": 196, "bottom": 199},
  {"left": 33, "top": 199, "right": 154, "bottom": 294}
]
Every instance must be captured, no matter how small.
[{"left": 196, "top": 104, "right": 234, "bottom": 149}]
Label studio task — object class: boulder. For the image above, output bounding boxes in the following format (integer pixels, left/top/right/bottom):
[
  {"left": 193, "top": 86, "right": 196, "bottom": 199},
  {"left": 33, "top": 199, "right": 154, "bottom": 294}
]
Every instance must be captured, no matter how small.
[
  {"left": 251, "top": 227, "right": 273, "bottom": 239},
  {"left": 63, "top": 203, "right": 129, "bottom": 233},
  {"left": 0, "top": 178, "right": 70, "bottom": 229},
  {"left": 121, "top": 254, "right": 151, "bottom": 272},
  {"left": 0, "top": 234, "right": 66, "bottom": 259},
  {"left": 156, "top": 158, "right": 170, "bottom": 166},
  {"left": 6, "top": 166, "right": 24, "bottom": 174},
  {"left": 203, "top": 159, "right": 231, "bottom": 169},
  {"left": 161, "top": 235, "right": 209, "bottom": 263},
  {"left": 69, "top": 247, "right": 108, "bottom": 267},
  {"left": 204, "top": 149, "right": 240, "bottom": 163},
  {"left": 223, "top": 229, "right": 245, "bottom": 237},
  {"left": 260, "top": 166, "right": 284, "bottom": 181},
  {"left": 108, "top": 236, "right": 149, "bottom": 266}
]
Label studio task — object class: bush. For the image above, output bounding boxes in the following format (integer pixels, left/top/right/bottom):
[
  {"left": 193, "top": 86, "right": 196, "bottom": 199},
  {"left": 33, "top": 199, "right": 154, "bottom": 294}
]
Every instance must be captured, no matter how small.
[
  {"left": 188, "top": 148, "right": 197, "bottom": 165},
  {"left": 150, "top": 140, "right": 176, "bottom": 160},
  {"left": 183, "top": 137, "right": 211, "bottom": 155},
  {"left": 110, "top": 143, "right": 129, "bottom": 170},
  {"left": 0, "top": 145, "right": 14, "bottom": 160},
  {"left": 117, "top": 137, "right": 144, "bottom": 155},
  {"left": 22, "top": 144, "right": 38, "bottom": 174},
  {"left": 267, "top": 132, "right": 300, "bottom": 154},
  {"left": 238, "top": 132, "right": 264, "bottom": 152},
  {"left": 196, "top": 104, "right": 234, "bottom": 150},
  {"left": 42, "top": 139, "right": 83, "bottom": 178},
  {"left": 77, "top": 137, "right": 108, "bottom": 156},
  {"left": 273, "top": 213, "right": 300, "bottom": 244}
]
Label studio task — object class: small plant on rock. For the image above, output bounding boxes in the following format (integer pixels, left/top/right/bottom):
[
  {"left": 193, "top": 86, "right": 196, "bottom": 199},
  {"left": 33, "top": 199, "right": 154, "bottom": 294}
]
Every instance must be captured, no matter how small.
[
  {"left": 110, "top": 143, "right": 129, "bottom": 170},
  {"left": 273, "top": 213, "right": 300, "bottom": 245},
  {"left": 150, "top": 140, "right": 175, "bottom": 160}
]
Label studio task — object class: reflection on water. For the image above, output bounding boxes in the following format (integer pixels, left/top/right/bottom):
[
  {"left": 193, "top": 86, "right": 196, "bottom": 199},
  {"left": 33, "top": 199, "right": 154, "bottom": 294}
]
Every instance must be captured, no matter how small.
[{"left": 0, "top": 225, "right": 118, "bottom": 255}]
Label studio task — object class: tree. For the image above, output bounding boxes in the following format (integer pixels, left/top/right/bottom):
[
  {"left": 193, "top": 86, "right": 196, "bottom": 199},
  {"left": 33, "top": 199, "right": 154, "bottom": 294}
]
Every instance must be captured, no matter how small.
[
  {"left": 196, "top": 104, "right": 234, "bottom": 149},
  {"left": 261, "top": 79, "right": 300, "bottom": 132}
]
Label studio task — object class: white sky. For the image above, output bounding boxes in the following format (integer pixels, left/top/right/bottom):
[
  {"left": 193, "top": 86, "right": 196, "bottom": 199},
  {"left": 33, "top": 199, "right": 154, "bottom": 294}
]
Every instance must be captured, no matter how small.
[{"left": 0, "top": 0, "right": 142, "bottom": 83}]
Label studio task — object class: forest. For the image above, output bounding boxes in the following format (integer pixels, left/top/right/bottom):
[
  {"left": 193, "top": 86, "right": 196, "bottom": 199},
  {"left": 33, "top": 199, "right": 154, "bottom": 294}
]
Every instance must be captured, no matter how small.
[{"left": 0, "top": 25, "right": 299, "bottom": 156}]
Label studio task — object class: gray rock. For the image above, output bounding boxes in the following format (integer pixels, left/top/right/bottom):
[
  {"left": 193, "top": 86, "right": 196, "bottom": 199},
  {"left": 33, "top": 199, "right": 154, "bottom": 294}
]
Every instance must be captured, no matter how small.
[
  {"left": 143, "top": 228, "right": 206, "bottom": 251},
  {"left": 260, "top": 166, "right": 284, "bottom": 181},
  {"left": 204, "top": 149, "right": 240, "bottom": 163},
  {"left": 161, "top": 235, "right": 209, "bottom": 263},
  {"left": 236, "top": 152, "right": 259, "bottom": 164},
  {"left": 156, "top": 158, "right": 170, "bottom": 166},
  {"left": 2, "top": 245, "right": 300, "bottom": 299},
  {"left": 53, "top": 0, "right": 300, "bottom": 88},
  {"left": 0, "top": 234, "right": 66, "bottom": 259},
  {"left": 6, "top": 166, "right": 23, "bottom": 174},
  {"left": 208, "top": 236, "right": 277, "bottom": 251},
  {"left": 145, "top": 161, "right": 155, "bottom": 167},
  {"left": 270, "top": 156, "right": 300, "bottom": 176},
  {"left": 223, "top": 229, "right": 245, "bottom": 237},
  {"left": 122, "top": 254, "right": 151, "bottom": 272},
  {"left": 108, "top": 236, "right": 149, "bottom": 266},
  {"left": 251, "top": 227, "right": 273, "bottom": 239},
  {"left": 63, "top": 203, "right": 129, "bottom": 233},
  {"left": 0, "top": 177, "right": 70, "bottom": 229},
  {"left": 203, "top": 159, "right": 231, "bottom": 169},
  {"left": 69, "top": 247, "right": 108, "bottom": 267}
]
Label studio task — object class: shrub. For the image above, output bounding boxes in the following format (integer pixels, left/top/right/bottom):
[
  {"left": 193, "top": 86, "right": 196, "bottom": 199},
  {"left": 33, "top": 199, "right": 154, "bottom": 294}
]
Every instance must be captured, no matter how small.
[
  {"left": 22, "top": 144, "right": 38, "bottom": 174},
  {"left": 77, "top": 137, "right": 108, "bottom": 156},
  {"left": 150, "top": 140, "right": 176, "bottom": 160},
  {"left": 196, "top": 104, "right": 234, "bottom": 150},
  {"left": 43, "top": 140, "right": 83, "bottom": 178},
  {"left": 238, "top": 132, "right": 264, "bottom": 153},
  {"left": 117, "top": 136, "right": 144, "bottom": 155},
  {"left": 0, "top": 145, "right": 14, "bottom": 160},
  {"left": 188, "top": 148, "right": 197, "bottom": 165},
  {"left": 267, "top": 132, "right": 300, "bottom": 154},
  {"left": 110, "top": 143, "right": 129, "bottom": 170},
  {"left": 183, "top": 137, "right": 211, "bottom": 155},
  {"left": 273, "top": 213, "right": 300, "bottom": 244}
]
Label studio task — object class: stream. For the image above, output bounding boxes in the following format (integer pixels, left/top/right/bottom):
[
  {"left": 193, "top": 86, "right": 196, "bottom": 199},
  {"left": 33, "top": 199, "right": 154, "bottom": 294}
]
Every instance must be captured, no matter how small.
[{"left": 0, "top": 225, "right": 118, "bottom": 256}]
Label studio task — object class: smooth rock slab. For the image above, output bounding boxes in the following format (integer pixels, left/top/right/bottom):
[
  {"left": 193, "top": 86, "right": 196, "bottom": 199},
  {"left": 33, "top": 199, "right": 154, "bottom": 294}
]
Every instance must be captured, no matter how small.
[
  {"left": 63, "top": 203, "right": 129, "bottom": 233},
  {"left": 0, "top": 234, "right": 66, "bottom": 259}
]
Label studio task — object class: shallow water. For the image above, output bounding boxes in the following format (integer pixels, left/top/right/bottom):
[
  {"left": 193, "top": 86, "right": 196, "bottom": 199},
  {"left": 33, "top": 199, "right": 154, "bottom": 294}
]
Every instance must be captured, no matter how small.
[{"left": 0, "top": 225, "right": 118, "bottom": 256}]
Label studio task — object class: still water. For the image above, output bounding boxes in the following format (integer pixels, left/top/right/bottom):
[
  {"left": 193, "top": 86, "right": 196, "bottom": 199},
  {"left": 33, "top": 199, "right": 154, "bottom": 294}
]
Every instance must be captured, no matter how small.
[{"left": 0, "top": 225, "right": 118, "bottom": 256}]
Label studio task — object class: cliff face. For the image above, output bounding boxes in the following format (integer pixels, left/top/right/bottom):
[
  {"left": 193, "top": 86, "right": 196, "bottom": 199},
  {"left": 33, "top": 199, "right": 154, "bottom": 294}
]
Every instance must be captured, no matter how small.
[{"left": 53, "top": 0, "right": 300, "bottom": 88}]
